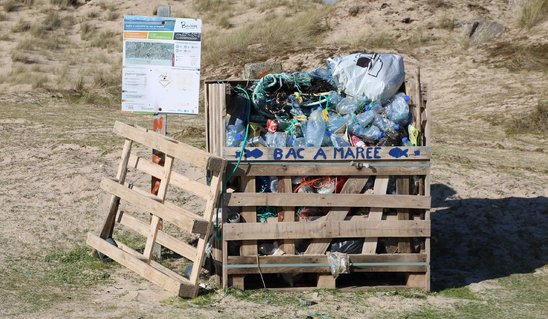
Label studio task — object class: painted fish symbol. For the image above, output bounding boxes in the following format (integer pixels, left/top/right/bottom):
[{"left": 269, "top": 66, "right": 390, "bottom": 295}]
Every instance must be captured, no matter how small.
[
  {"left": 235, "top": 148, "right": 263, "bottom": 159},
  {"left": 389, "top": 147, "right": 409, "bottom": 158}
]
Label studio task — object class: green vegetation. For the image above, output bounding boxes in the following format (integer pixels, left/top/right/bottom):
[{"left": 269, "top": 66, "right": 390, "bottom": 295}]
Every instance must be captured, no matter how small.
[
  {"left": 517, "top": 0, "right": 548, "bottom": 29},
  {"left": 44, "top": 246, "right": 113, "bottom": 285}
]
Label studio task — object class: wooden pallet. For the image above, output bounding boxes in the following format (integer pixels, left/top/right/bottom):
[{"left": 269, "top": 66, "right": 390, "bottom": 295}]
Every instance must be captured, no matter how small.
[
  {"left": 87, "top": 121, "right": 226, "bottom": 298},
  {"left": 205, "top": 65, "right": 431, "bottom": 291}
]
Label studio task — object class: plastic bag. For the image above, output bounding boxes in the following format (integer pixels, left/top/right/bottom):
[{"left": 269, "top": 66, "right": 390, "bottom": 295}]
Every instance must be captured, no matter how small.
[
  {"left": 265, "top": 132, "right": 288, "bottom": 148},
  {"left": 327, "top": 252, "right": 350, "bottom": 278},
  {"left": 329, "top": 53, "right": 405, "bottom": 102},
  {"left": 329, "top": 238, "right": 364, "bottom": 254}
]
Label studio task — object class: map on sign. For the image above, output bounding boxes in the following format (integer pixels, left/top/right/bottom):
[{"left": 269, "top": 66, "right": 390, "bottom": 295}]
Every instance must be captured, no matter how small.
[{"left": 122, "top": 16, "right": 202, "bottom": 114}]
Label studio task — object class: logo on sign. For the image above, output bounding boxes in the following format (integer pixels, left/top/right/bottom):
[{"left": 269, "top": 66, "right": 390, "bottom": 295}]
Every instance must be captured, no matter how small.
[{"left": 180, "top": 21, "right": 198, "bottom": 30}]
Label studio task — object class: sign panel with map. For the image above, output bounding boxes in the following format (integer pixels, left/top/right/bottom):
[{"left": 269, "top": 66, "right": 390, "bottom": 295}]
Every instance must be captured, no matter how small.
[{"left": 122, "top": 16, "right": 202, "bottom": 114}]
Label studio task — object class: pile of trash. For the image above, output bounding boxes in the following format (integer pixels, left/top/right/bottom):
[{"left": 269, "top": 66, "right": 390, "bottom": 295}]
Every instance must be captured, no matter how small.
[{"left": 226, "top": 52, "right": 420, "bottom": 149}]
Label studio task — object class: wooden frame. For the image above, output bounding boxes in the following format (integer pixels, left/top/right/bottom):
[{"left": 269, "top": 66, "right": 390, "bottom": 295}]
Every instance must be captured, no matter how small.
[
  {"left": 87, "top": 121, "right": 226, "bottom": 298},
  {"left": 206, "top": 66, "right": 431, "bottom": 291}
]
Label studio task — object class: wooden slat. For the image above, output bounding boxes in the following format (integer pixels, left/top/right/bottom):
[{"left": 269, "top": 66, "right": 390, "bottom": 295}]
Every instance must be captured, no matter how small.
[
  {"left": 362, "top": 176, "right": 389, "bottom": 254},
  {"left": 143, "top": 155, "right": 173, "bottom": 261},
  {"left": 128, "top": 155, "right": 210, "bottom": 199},
  {"left": 99, "top": 139, "right": 133, "bottom": 239},
  {"left": 239, "top": 176, "right": 257, "bottom": 256},
  {"left": 224, "top": 220, "right": 430, "bottom": 241},
  {"left": 278, "top": 177, "right": 295, "bottom": 254},
  {"left": 188, "top": 160, "right": 227, "bottom": 297},
  {"left": 87, "top": 233, "right": 194, "bottom": 297},
  {"left": 223, "top": 146, "right": 431, "bottom": 161},
  {"left": 229, "top": 163, "right": 430, "bottom": 176},
  {"left": 224, "top": 193, "right": 431, "bottom": 209},
  {"left": 118, "top": 213, "right": 197, "bottom": 261},
  {"left": 397, "top": 177, "right": 412, "bottom": 253},
  {"left": 101, "top": 178, "right": 207, "bottom": 236},
  {"left": 113, "top": 121, "right": 218, "bottom": 170},
  {"left": 305, "top": 177, "right": 368, "bottom": 255}
]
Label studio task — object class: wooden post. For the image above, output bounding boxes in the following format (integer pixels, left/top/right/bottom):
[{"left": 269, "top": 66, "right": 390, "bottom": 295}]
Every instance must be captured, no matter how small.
[{"left": 150, "top": 4, "right": 171, "bottom": 260}]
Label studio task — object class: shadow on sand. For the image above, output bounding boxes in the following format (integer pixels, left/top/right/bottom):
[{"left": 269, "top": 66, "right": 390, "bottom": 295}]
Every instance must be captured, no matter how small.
[{"left": 430, "top": 183, "right": 548, "bottom": 290}]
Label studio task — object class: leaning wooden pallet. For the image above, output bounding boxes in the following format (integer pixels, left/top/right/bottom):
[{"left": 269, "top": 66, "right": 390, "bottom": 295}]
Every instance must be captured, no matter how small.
[
  {"left": 205, "top": 64, "right": 432, "bottom": 291},
  {"left": 87, "top": 121, "right": 226, "bottom": 298}
]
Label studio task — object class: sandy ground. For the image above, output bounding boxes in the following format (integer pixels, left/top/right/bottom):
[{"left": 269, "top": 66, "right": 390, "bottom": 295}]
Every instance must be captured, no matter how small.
[{"left": 0, "top": 0, "right": 547, "bottom": 318}]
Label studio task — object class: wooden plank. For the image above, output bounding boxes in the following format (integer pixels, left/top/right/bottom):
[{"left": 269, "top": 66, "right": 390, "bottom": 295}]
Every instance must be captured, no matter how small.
[
  {"left": 278, "top": 177, "right": 295, "bottom": 255},
  {"left": 229, "top": 163, "right": 430, "bottom": 176},
  {"left": 305, "top": 177, "right": 368, "bottom": 255},
  {"left": 118, "top": 213, "right": 197, "bottom": 261},
  {"left": 397, "top": 177, "right": 412, "bottom": 253},
  {"left": 128, "top": 155, "right": 210, "bottom": 199},
  {"left": 86, "top": 233, "right": 194, "bottom": 297},
  {"left": 223, "top": 146, "right": 431, "bottom": 161},
  {"left": 188, "top": 160, "right": 227, "bottom": 297},
  {"left": 101, "top": 178, "right": 208, "bottom": 236},
  {"left": 99, "top": 139, "right": 133, "bottom": 239},
  {"left": 224, "top": 220, "right": 430, "bottom": 241},
  {"left": 113, "top": 121, "right": 217, "bottom": 170},
  {"left": 362, "top": 176, "right": 389, "bottom": 254},
  {"left": 224, "top": 193, "right": 431, "bottom": 209},
  {"left": 143, "top": 155, "right": 173, "bottom": 261},
  {"left": 317, "top": 275, "right": 336, "bottom": 288},
  {"left": 239, "top": 176, "right": 257, "bottom": 256}
]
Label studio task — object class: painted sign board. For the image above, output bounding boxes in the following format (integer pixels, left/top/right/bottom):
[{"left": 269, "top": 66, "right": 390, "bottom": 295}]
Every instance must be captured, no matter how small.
[
  {"left": 122, "top": 16, "right": 201, "bottom": 114},
  {"left": 223, "top": 146, "right": 431, "bottom": 161}
]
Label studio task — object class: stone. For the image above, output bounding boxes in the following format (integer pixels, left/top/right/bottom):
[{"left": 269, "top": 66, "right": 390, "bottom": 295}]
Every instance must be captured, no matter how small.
[{"left": 463, "top": 21, "right": 506, "bottom": 45}]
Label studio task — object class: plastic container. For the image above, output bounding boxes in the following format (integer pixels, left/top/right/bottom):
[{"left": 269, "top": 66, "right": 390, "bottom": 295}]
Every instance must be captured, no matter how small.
[
  {"left": 385, "top": 93, "right": 410, "bottom": 125},
  {"left": 373, "top": 114, "right": 400, "bottom": 138},
  {"left": 401, "top": 137, "right": 413, "bottom": 146},
  {"left": 304, "top": 108, "right": 326, "bottom": 147},
  {"left": 327, "top": 113, "right": 349, "bottom": 134}
]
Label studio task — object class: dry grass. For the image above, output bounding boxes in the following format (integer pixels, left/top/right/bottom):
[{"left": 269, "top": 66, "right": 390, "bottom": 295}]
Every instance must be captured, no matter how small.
[
  {"left": 487, "top": 41, "right": 548, "bottom": 72},
  {"left": 12, "top": 18, "right": 31, "bottom": 32},
  {"left": 30, "top": 11, "right": 62, "bottom": 37},
  {"left": 50, "top": 0, "right": 78, "bottom": 9},
  {"left": 438, "top": 14, "right": 456, "bottom": 30},
  {"left": 79, "top": 22, "right": 95, "bottom": 40},
  {"left": 3, "top": 0, "right": 18, "bottom": 12},
  {"left": 202, "top": 7, "right": 332, "bottom": 65},
  {"left": 89, "top": 31, "right": 119, "bottom": 50},
  {"left": 106, "top": 10, "right": 119, "bottom": 21},
  {"left": 506, "top": 98, "right": 548, "bottom": 135},
  {"left": 517, "top": 0, "right": 548, "bottom": 29}
]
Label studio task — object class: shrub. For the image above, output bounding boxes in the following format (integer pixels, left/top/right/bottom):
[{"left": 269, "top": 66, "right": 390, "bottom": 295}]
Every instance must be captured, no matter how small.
[{"left": 517, "top": 0, "right": 548, "bottom": 29}]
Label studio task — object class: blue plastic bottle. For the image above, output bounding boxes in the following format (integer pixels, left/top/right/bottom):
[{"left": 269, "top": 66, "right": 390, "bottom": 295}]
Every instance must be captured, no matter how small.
[
  {"left": 373, "top": 114, "right": 400, "bottom": 138},
  {"left": 305, "top": 108, "right": 326, "bottom": 147},
  {"left": 385, "top": 93, "right": 410, "bottom": 125}
]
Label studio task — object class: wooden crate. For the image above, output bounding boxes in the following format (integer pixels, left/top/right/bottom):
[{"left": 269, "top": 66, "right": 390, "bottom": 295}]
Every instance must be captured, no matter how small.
[{"left": 205, "top": 66, "right": 431, "bottom": 290}]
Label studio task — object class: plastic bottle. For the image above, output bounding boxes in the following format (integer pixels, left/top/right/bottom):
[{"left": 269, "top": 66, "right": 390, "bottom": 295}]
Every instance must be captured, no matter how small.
[
  {"left": 330, "top": 133, "right": 351, "bottom": 147},
  {"left": 365, "top": 100, "right": 383, "bottom": 113},
  {"left": 327, "top": 113, "right": 349, "bottom": 134},
  {"left": 336, "top": 97, "right": 359, "bottom": 115},
  {"left": 373, "top": 114, "right": 400, "bottom": 138},
  {"left": 401, "top": 137, "right": 413, "bottom": 146},
  {"left": 356, "top": 109, "right": 376, "bottom": 127},
  {"left": 265, "top": 132, "right": 288, "bottom": 148},
  {"left": 225, "top": 119, "right": 245, "bottom": 147},
  {"left": 305, "top": 108, "right": 326, "bottom": 147},
  {"left": 328, "top": 91, "right": 342, "bottom": 106},
  {"left": 357, "top": 125, "right": 384, "bottom": 141},
  {"left": 385, "top": 93, "right": 410, "bottom": 125}
]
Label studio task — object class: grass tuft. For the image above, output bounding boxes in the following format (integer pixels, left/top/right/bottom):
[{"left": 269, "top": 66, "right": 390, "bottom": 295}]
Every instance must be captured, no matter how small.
[
  {"left": 50, "top": 0, "right": 78, "bottom": 9},
  {"left": 506, "top": 98, "right": 548, "bottom": 135},
  {"left": 517, "top": 0, "right": 548, "bottom": 29},
  {"left": 3, "top": 0, "right": 18, "bottom": 12},
  {"left": 44, "top": 246, "right": 113, "bottom": 286},
  {"left": 438, "top": 14, "right": 456, "bottom": 30},
  {"left": 12, "top": 18, "right": 31, "bottom": 32}
]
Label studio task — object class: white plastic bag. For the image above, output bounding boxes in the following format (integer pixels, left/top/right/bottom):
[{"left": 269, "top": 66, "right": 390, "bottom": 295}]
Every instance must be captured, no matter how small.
[{"left": 329, "top": 53, "right": 405, "bottom": 102}]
